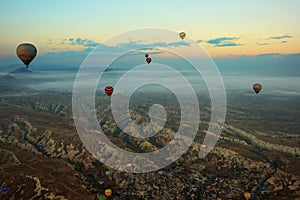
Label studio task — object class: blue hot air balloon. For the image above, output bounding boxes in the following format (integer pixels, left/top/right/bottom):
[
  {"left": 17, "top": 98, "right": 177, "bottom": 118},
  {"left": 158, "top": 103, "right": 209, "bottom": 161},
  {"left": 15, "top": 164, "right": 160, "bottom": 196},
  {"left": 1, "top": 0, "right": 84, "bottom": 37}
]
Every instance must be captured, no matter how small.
[
  {"left": 1, "top": 187, "right": 8, "bottom": 194},
  {"left": 211, "top": 174, "right": 217, "bottom": 180},
  {"left": 98, "top": 178, "right": 104, "bottom": 184}
]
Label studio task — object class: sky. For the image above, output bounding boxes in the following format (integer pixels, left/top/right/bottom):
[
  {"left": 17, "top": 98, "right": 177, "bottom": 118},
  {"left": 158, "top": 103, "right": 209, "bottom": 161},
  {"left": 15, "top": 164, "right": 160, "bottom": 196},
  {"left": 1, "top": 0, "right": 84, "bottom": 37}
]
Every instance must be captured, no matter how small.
[{"left": 0, "top": 0, "right": 300, "bottom": 67}]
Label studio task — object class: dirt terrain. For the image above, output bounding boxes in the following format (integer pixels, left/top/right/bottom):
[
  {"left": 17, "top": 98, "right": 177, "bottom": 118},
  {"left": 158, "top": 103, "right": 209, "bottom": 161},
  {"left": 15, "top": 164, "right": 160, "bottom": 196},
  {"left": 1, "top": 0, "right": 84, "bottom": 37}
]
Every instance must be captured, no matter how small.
[{"left": 0, "top": 90, "right": 299, "bottom": 199}]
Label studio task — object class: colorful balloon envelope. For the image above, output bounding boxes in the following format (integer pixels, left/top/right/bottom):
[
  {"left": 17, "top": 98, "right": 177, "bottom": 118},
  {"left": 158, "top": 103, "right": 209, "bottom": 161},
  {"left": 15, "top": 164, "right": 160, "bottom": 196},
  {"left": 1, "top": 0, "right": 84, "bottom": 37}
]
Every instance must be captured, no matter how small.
[
  {"left": 126, "top": 163, "right": 133, "bottom": 170},
  {"left": 105, "top": 171, "right": 111, "bottom": 176},
  {"left": 105, "top": 189, "right": 112, "bottom": 196},
  {"left": 179, "top": 32, "right": 186, "bottom": 40},
  {"left": 146, "top": 57, "right": 152, "bottom": 64},
  {"left": 100, "top": 157, "right": 106, "bottom": 163},
  {"left": 211, "top": 174, "right": 217, "bottom": 180},
  {"left": 1, "top": 187, "right": 8, "bottom": 194},
  {"left": 244, "top": 192, "right": 251, "bottom": 200},
  {"left": 253, "top": 83, "right": 262, "bottom": 94},
  {"left": 98, "top": 178, "right": 104, "bottom": 184},
  {"left": 98, "top": 195, "right": 107, "bottom": 200},
  {"left": 104, "top": 86, "right": 114, "bottom": 97},
  {"left": 158, "top": 170, "right": 164, "bottom": 175},
  {"left": 16, "top": 43, "right": 37, "bottom": 69}
]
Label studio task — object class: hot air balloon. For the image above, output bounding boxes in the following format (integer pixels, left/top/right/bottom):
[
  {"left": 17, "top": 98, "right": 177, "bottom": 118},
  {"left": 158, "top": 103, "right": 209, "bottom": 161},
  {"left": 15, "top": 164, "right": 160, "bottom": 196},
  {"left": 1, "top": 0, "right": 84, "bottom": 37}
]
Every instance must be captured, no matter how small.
[
  {"left": 145, "top": 54, "right": 149, "bottom": 58},
  {"left": 244, "top": 192, "right": 251, "bottom": 200},
  {"left": 98, "top": 178, "right": 104, "bottom": 185},
  {"left": 146, "top": 57, "right": 152, "bottom": 64},
  {"left": 1, "top": 187, "right": 8, "bottom": 194},
  {"left": 104, "top": 86, "right": 114, "bottom": 97},
  {"left": 211, "top": 174, "right": 217, "bottom": 180},
  {"left": 105, "top": 189, "right": 112, "bottom": 196},
  {"left": 179, "top": 32, "right": 186, "bottom": 40},
  {"left": 126, "top": 163, "right": 133, "bottom": 170},
  {"left": 158, "top": 170, "right": 164, "bottom": 175},
  {"left": 99, "top": 195, "right": 107, "bottom": 200},
  {"left": 253, "top": 83, "right": 262, "bottom": 94},
  {"left": 98, "top": 195, "right": 107, "bottom": 200},
  {"left": 100, "top": 157, "right": 106, "bottom": 163},
  {"left": 16, "top": 43, "right": 37, "bottom": 69}
]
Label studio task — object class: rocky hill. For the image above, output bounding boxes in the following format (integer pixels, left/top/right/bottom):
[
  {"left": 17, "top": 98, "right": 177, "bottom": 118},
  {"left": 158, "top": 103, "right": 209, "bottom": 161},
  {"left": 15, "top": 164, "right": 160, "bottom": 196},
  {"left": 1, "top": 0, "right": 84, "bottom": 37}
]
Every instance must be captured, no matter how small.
[{"left": 0, "top": 91, "right": 299, "bottom": 199}]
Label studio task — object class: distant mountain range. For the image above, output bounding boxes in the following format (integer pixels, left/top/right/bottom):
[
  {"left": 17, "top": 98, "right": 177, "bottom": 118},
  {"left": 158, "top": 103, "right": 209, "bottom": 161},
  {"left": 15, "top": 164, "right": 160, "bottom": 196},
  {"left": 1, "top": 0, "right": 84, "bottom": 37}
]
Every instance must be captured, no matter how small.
[
  {"left": 1, "top": 57, "right": 299, "bottom": 77},
  {"left": 9, "top": 68, "right": 32, "bottom": 74},
  {"left": 0, "top": 64, "right": 112, "bottom": 75},
  {"left": 0, "top": 64, "right": 79, "bottom": 73},
  {"left": 0, "top": 67, "right": 63, "bottom": 88}
]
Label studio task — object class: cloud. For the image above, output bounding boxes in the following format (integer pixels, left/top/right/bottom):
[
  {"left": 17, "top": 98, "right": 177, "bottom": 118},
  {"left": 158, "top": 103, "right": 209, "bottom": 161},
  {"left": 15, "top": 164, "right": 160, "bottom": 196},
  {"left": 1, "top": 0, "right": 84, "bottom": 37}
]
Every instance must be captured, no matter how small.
[
  {"left": 196, "top": 39, "right": 203, "bottom": 43},
  {"left": 117, "top": 41, "right": 191, "bottom": 49},
  {"left": 256, "top": 53, "right": 281, "bottom": 57},
  {"left": 229, "top": 52, "right": 300, "bottom": 58},
  {"left": 60, "top": 38, "right": 190, "bottom": 50},
  {"left": 207, "top": 37, "right": 236, "bottom": 44},
  {"left": 46, "top": 39, "right": 52, "bottom": 45},
  {"left": 69, "top": 38, "right": 99, "bottom": 47},
  {"left": 270, "top": 34, "right": 292, "bottom": 40},
  {"left": 127, "top": 50, "right": 163, "bottom": 56},
  {"left": 35, "top": 39, "right": 189, "bottom": 66},
  {"left": 60, "top": 37, "right": 99, "bottom": 47},
  {"left": 207, "top": 37, "right": 242, "bottom": 47},
  {"left": 60, "top": 39, "right": 67, "bottom": 45},
  {"left": 216, "top": 43, "right": 242, "bottom": 47},
  {"left": 256, "top": 34, "right": 291, "bottom": 45},
  {"left": 256, "top": 42, "right": 269, "bottom": 46},
  {"left": 44, "top": 48, "right": 92, "bottom": 57}
]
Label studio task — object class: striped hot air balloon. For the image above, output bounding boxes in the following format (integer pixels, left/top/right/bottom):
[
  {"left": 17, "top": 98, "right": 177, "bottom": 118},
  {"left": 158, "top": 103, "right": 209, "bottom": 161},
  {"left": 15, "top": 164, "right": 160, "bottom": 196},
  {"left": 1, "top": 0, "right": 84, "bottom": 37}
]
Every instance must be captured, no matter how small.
[
  {"left": 179, "top": 32, "right": 186, "bottom": 40},
  {"left": 104, "top": 86, "right": 114, "bottom": 97},
  {"left": 16, "top": 43, "right": 37, "bottom": 69}
]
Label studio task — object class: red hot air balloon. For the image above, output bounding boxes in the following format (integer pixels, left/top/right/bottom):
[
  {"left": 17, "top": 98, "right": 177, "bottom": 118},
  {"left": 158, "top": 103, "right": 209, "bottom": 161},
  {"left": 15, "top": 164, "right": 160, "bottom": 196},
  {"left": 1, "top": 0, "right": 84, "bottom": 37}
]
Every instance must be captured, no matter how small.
[
  {"left": 145, "top": 54, "right": 149, "bottom": 58},
  {"left": 105, "top": 86, "right": 114, "bottom": 97},
  {"left": 146, "top": 57, "right": 152, "bottom": 64},
  {"left": 16, "top": 43, "right": 37, "bottom": 69},
  {"left": 253, "top": 83, "right": 262, "bottom": 94}
]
